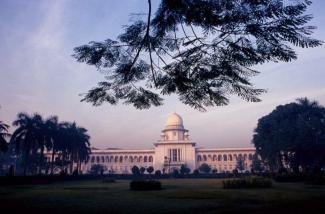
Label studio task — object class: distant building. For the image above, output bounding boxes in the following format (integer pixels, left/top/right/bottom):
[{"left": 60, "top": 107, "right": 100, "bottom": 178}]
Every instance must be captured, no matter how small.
[{"left": 75, "top": 112, "right": 255, "bottom": 174}]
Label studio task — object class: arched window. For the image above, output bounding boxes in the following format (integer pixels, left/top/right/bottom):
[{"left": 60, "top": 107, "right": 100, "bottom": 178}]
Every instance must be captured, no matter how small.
[
  {"left": 129, "top": 156, "right": 133, "bottom": 163},
  {"left": 234, "top": 154, "right": 238, "bottom": 161},
  {"left": 110, "top": 156, "right": 114, "bottom": 162},
  {"left": 149, "top": 156, "right": 153, "bottom": 162},
  {"left": 119, "top": 156, "right": 123, "bottom": 163},
  {"left": 101, "top": 156, "right": 105, "bottom": 162},
  {"left": 144, "top": 156, "right": 148, "bottom": 162},
  {"left": 134, "top": 156, "right": 138, "bottom": 162},
  {"left": 124, "top": 156, "right": 128, "bottom": 162},
  {"left": 106, "top": 156, "right": 110, "bottom": 162},
  {"left": 218, "top": 155, "right": 222, "bottom": 161},
  {"left": 213, "top": 155, "right": 217, "bottom": 161},
  {"left": 203, "top": 155, "right": 207, "bottom": 161},
  {"left": 208, "top": 155, "right": 212, "bottom": 161},
  {"left": 197, "top": 155, "right": 202, "bottom": 161},
  {"left": 249, "top": 154, "right": 253, "bottom": 160},
  {"left": 238, "top": 154, "right": 243, "bottom": 160},
  {"left": 96, "top": 156, "right": 100, "bottom": 163},
  {"left": 91, "top": 156, "right": 95, "bottom": 163},
  {"left": 223, "top": 154, "right": 227, "bottom": 161},
  {"left": 228, "top": 154, "right": 232, "bottom": 161},
  {"left": 114, "top": 156, "right": 118, "bottom": 163},
  {"left": 244, "top": 154, "right": 247, "bottom": 160},
  {"left": 139, "top": 156, "right": 143, "bottom": 163}
]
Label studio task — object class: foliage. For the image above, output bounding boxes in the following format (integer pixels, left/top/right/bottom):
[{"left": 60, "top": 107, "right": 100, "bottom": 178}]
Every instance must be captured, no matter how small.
[
  {"left": 89, "top": 164, "right": 106, "bottom": 175},
  {"left": 130, "top": 180, "right": 162, "bottom": 191},
  {"left": 193, "top": 169, "right": 200, "bottom": 175},
  {"left": 236, "top": 156, "right": 246, "bottom": 171},
  {"left": 251, "top": 154, "right": 265, "bottom": 173},
  {"left": 140, "top": 166, "right": 146, "bottom": 174},
  {"left": 73, "top": 0, "right": 321, "bottom": 111},
  {"left": 0, "top": 120, "right": 10, "bottom": 153},
  {"left": 131, "top": 165, "right": 140, "bottom": 175},
  {"left": 252, "top": 98, "right": 325, "bottom": 172},
  {"left": 154, "top": 170, "right": 161, "bottom": 177},
  {"left": 180, "top": 164, "right": 191, "bottom": 175},
  {"left": 223, "top": 177, "right": 272, "bottom": 189},
  {"left": 9, "top": 112, "right": 91, "bottom": 175},
  {"left": 199, "top": 163, "right": 211, "bottom": 174},
  {"left": 146, "top": 166, "right": 154, "bottom": 174}
]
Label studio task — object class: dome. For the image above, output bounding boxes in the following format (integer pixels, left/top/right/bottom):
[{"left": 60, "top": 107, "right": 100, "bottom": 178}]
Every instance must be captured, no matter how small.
[{"left": 165, "top": 112, "right": 184, "bottom": 129}]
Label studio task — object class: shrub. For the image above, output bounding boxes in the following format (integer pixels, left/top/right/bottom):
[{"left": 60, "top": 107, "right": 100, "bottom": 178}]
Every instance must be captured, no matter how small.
[
  {"left": 274, "top": 173, "right": 306, "bottom": 182},
  {"left": 155, "top": 170, "right": 161, "bottom": 177},
  {"left": 130, "top": 180, "right": 162, "bottom": 191},
  {"left": 102, "top": 178, "right": 116, "bottom": 183},
  {"left": 223, "top": 177, "right": 272, "bottom": 189}
]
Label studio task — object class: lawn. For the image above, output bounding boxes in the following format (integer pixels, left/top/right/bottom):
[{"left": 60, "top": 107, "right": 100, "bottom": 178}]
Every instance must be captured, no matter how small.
[{"left": 1, "top": 178, "right": 325, "bottom": 214}]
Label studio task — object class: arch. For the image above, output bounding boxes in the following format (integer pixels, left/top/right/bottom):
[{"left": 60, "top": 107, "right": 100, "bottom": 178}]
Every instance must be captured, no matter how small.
[
  {"left": 213, "top": 155, "right": 217, "bottom": 161},
  {"left": 129, "top": 156, "right": 133, "bottom": 163},
  {"left": 134, "top": 156, "right": 138, "bottom": 162},
  {"left": 203, "top": 155, "right": 207, "bottom": 161},
  {"left": 148, "top": 156, "right": 153, "bottom": 162},
  {"left": 233, "top": 154, "right": 238, "bottom": 161},
  {"left": 124, "top": 156, "right": 128, "bottom": 162},
  {"left": 139, "top": 156, "right": 143, "bottom": 163},
  {"left": 106, "top": 156, "right": 110, "bottom": 162},
  {"left": 144, "top": 156, "right": 148, "bottom": 162},
  {"left": 96, "top": 156, "right": 100, "bottom": 163},
  {"left": 208, "top": 155, "right": 212, "bottom": 161},
  {"left": 119, "top": 156, "right": 123, "bottom": 163},
  {"left": 114, "top": 156, "right": 118, "bottom": 163},
  {"left": 238, "top": 154, "right": 243, "bottom": 160},
  {"left": 110, "top": 156, "right": 114, "bottom": 162},
  {"left": 101, "top": 156, "right": 105, "bottom": 163},
  {"left": 218, "top": 155, "right": 222, "bottom": 161},
  {"left": 197, "top": 155, "right": 202, "bottom": 161},
  {"left": 223, "top": 154, "right": 227, "bottom": 161},
  {"left": 248, "top": 154, "right": 253, "bottom": 160},
  {"left": 244, "top": 154, "right": 247, "bottom": 160},
  {"left": 228, "top": 154, "right": 232, "bottom": 161},
  {"left": 91, "top": 156, "right": 95, "bottom": 163}
]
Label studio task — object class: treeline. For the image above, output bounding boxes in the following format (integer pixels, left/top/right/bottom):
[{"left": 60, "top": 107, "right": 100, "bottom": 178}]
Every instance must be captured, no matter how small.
[{"left": 0, "top": 112, "right": 91, "bottom": 176}]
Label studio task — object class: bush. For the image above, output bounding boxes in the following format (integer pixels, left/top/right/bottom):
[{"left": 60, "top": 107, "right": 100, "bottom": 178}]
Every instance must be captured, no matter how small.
[
  {"left": 274, "top": 173, "right": 306, "bottom": 182},
  {"left": 102, "top": 178, "right": 116, "bottom": 183},
  {"left": 130, "top": 180, "right": 162, "bottom": 191},
  {"left": 223, "top": 177, "right": 272, "bottom": 189}
]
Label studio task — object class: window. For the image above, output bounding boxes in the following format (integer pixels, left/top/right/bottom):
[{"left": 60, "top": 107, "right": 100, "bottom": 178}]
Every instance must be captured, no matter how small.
[{"left": 172, "top": 149, "right": 178, "bottom": 162}]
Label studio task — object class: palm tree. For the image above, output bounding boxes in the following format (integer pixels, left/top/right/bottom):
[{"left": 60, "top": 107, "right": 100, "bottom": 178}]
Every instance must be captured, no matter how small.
[
  {"left": 11, "top": 113, "right": 46, "bottom": 175},
  {"left": 0, "top": 120, "right": 10, "bottom": 153},
  {"left": 60, "top": 122, "right": 91, "bottom": 174}
]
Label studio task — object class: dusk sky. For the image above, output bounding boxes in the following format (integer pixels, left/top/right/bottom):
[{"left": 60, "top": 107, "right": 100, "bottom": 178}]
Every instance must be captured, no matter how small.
[{"left": 1, "top": 0, "right": 325, "bottom": 150}]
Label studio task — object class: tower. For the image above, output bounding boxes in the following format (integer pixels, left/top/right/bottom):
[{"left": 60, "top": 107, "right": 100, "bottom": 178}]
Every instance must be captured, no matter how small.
[{"left": 154, "top": 112, "right": 196, "bottom": 172}]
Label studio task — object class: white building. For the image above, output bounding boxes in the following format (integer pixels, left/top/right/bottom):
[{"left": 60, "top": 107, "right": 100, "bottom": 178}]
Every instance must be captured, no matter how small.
[{"left": 81, "top": 112, "right": 255, "bottom": 174}]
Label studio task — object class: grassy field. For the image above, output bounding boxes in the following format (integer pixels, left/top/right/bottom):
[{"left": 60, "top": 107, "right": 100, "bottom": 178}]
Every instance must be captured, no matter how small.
[{"left": 1, "top": 179, "right": 325, "bottom": 214}]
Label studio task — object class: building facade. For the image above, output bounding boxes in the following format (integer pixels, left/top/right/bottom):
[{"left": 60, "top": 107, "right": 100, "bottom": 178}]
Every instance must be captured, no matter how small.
[{"left": 79, "top": 112, "right": 255, "bottom": 174}]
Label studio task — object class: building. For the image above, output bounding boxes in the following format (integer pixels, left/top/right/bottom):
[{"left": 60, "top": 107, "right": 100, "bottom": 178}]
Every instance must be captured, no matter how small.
[{"left": 81, "top": 112, "right": 255, "bottom": 174}]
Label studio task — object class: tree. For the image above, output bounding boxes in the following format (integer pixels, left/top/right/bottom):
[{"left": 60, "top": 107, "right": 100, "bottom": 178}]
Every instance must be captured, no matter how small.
[
  {"left": 180, "top": 164, "right": 191, "bottom": 175},
  {"left": 251, "top": 154, "right": 265, "bottom": 173},
  {"left": 236, "top": 156, "right": 245, "bottom": 172},
  {"left": 73, "top": 0, "right": 321, "bottom": 111},
  {"left": 0, "top": 120, "right": 10, "bottom": 153},
  {"left": 154, "top": 170, "right": 161, "bottom": 177},
  {"left": 146, "top": 166, "right": 154, "bottom": 174},
  {"left": 199, "top": 163, "right": 211, "bottom": 174},
  {"left": 140, "top": 166, "right": 146, "bottom": 175},
  {"left": 10, "top": 113, "right": 46, "bottom": 175},
  {"left": 252, "top": 98, "right": 325, "bottom": 173},
  {"left": 131, "top": 165, "right": 140, "bottom": 175}
]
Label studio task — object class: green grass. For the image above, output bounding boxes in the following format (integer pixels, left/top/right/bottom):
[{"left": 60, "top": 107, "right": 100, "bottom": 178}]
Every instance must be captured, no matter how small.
[{"left": 1, "top": 179, "right": 325, "bottom": 213}]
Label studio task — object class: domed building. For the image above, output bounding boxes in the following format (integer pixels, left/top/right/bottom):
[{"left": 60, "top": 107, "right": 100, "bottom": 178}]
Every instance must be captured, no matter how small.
[{"left": 59, "top": 113, "right": 255, "bottom": 174}]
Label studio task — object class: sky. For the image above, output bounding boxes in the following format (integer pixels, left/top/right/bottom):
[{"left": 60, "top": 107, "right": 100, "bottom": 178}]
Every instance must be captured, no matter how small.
[{"left": 0, "top": 0, "right": 325, "bottom": 150}]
